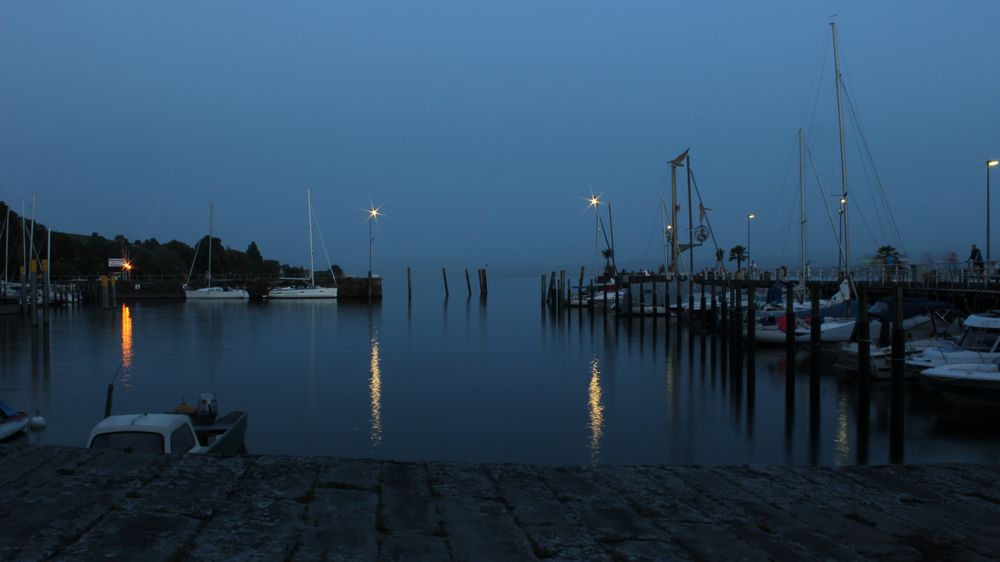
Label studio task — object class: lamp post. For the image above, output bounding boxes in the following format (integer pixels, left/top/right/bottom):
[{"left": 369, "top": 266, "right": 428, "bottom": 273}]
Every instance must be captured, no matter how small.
[
  {"left": 367, "top": 206, "right": 380, "bottom": 276},
  {"left": 588, "top": 194, "right": 601, "bottom": 279},
  {"left": 989, "top": 160, "right": 999, "bottom": 264},
  {"left": 747, "top": 213, "right": 755, "bottom": 270}
]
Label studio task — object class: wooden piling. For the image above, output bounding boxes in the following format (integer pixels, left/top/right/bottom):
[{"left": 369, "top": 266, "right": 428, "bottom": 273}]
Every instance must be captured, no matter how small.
[
  {"left": 638, "top": 278, "right": 645, "bottom": 318},
  {"left": 558, "top": 270, "right": 566, "bottom": 307},
  {"left": 857, "top": 283, "right": 871, "bottom": 464},
  {"left": 407, "top": 267, "right": 412, "bottom": 301},
  {"left": 890, "top": 285, "right": 904, "bottom": 463},
  {"left": 29, "top": 265, "right": 38, "bottom": 325},
  {"left": 547, "top": 272, "right": 556, "bottom": 305},
  {"left": 578, "top": 266, "right": 585, "bottom": 306},
  {"left": 479, "top": 268, "right": 488, "bottom": 295},
  {"left": 785, "top": 282, "right": 796, "bottom": 395},
  {"left": 442, "top": 267, "right": 449, "bottom": 298},
  {"left": 541, "top": 274, "right": 547, "bottom": 306},
  {"left": 709, "top": 282, "right": 717, "bottom": 333},
  {"left": 464, "top": 268, "right": 472, "bottom": 296},
  {"left": 746, "top": 284, "right": 755, "bottom": 377}
]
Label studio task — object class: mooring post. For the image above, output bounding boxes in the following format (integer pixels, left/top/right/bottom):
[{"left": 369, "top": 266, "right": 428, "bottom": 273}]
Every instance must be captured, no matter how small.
[
  {"left": 407, "top": 267, "right": 413, "bottom": 301},
  {"left": 547, "top": 271, "right": 556, "bottom": 306},
  {"left": 464, "top": 268, "right": 471, "bottom": 296},
  {"left": 104, "top": 383, "right": 114, "bottom": 418},
  {"left": 890, "top": 285, "right": 905, "bottom": 463},
  {"left": 558, "top": 270, "right": 566, "bottom": 307},
  {"left": 700, "top": 285, "right": 708, "bottom": 332},
  {"left": 733, "top": 281, "right": 743, "bottom": 377},
  {"left": 29, "top": 262, "right": 38, "bottom": 325},
  {"left": 578, "top": 266, "right": 585, "bottom": 305},
  {"left": 479, "top": 268, "right": 488, "bottom": 295},
  {"left": 541, "top": 274, "right": 547, "bottom": 307},
  {"left": 42, "top": 259, "right": 50, "bottom": 325},
  {"left": 709, "top": 281, "right": 717, "bottom": 333},
  {"left": 19, "top": 265, "right": 27, "bottom": 316},
  {"left": 857, "top": 283, "right": 870, "bottom": 464},
  {"left": 588, "top": 281, "right": 594, "bottom": 312},
  {"left": 639, "top": 278, "right": 645, "bottom": 318},
  {"left": 747, "top": 282, "right": 756, "bottom": 378},
  {"left": 441, "top": 267, "right": 449, "bottom": 298},
  {"left": 785, "top": 282, "right": 796, "bottom": 395},
  {"left": 720, "top": 282, "right": 729, "bottom": 358}
]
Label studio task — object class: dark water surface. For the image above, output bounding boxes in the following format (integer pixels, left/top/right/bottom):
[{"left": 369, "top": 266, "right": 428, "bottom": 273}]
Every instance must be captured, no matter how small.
[{"left": 3, "top": 276, "right": 1000, "bottom": 466}]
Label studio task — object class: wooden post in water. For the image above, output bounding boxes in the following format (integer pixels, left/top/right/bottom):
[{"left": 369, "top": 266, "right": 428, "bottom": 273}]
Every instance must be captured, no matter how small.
[
  {"left": 19, "top": 265, "right": 27, "bottom": 316},
  {"left": 588, "top": 281, "right": 594, "bottom": 312},
  {"left": 856, "top": 283, "right": 870, "bottom": 464},
  {"left": 719, "top": 283, "right": 729, "bottom": 359},
  {"left": 407, "top": 267, "right": 412, "bottom": 301},
  {"left": 29, "top": 261, "right": 38, "bottom": 325},
  {"left": 709, "top": 282, "right": 717, "bottom": 333},
  {"left": 478, "top": 268, "right": 488, "bottom": 295},
  {"left": 577, "top": 266, "right": 585, "bottom": 306},
  {"left": 464, "top": 268, "right": 472, "bottom": 296},
  {"left": 540, "top": 274, "right": 547, "bottom": 307},
  {"left": 746, "top": 284, "right": 756, "bottom": 378},
  {"left": 104, "top": 383, "right": 114, "bottom": 418},
  {"left": 558, "top": 270, "right": 566, "bottom": 307},
  {"left": 441, "top": 268, "right": 449, "bottom": 298},
  {"left": 638, "top": 278, "right": 645, "bottom": 318},
  {"left": 785, "top": 282, "right": 796, "bottom": 395},
  {"left": 809, "top": 284, "right": 821, "bottom": 375},
  {"left": 42, "top": 259, "right": 50, "bottom": 325},
  {"left": 733, "top": 281, "right": 743, "bottom": 377},
  {"left": 890, "top": 285, "right": 904, "bottom": 464},
  {"left": 547, "top": 272, "right": 556, "bottom": 306}
]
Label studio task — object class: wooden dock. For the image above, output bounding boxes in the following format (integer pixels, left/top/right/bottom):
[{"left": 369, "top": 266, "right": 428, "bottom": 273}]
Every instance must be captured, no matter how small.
[{"left": 2, "top": 443, "right": 999, "bottom": 560}]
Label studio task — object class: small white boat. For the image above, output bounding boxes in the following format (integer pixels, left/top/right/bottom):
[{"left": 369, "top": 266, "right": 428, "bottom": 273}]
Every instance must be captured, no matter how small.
[
  {"left": 88, "top": 393, "right": 247, "bottom": 454},
  {"left": 906, "top": 312, "right": 1000, "bottom": 373},
  {"left": 919, "top": 361, "right": 1000, "bottom": 408},
  {"left": 267, "top": 189, "right": 338, "bottom": 300},
  {"left": 0, "top": 400, "right": 29, "bottom": 441},
  {"left": 184, "top": 204, "right": 250, "bottom": 301}
]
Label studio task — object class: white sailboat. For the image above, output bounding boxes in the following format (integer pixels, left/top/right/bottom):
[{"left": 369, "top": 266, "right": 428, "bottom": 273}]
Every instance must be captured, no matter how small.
[
  {"left": 184, "top": 203, "right": 249, "bottom": 300},
  {"left": 268, "top": 189, "right": 338, "bottom": 299}
]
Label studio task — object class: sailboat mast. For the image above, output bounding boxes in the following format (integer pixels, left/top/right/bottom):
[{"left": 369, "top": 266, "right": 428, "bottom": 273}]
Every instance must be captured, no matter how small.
[
  {"left": 207, "top": 203, "right": 213, "bottom": 287},
  {"left": 831, "top": 22, "right": 850, "bottom": 277},
  {"left": 3, "top": 207, "right": 9, "bottom": 287},
  {"left": 660, "top": 200, "right": 669, "bottom": 277},
  {"left": 799, "top": 128, "right": 807, "bottom": 281},
  {"left": 307, "top": 189, "right": 315, "bottom": 286}
]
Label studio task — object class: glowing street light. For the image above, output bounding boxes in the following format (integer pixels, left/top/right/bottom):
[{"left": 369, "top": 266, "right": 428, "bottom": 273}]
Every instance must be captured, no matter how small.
[
  {"left": 366, "top": 206, "right": 381, "bottom": 276},
  {"left": 587, "top": 194, "right": 601, "bottom": 278},
  {"left": 989, "top": 160, "right": 999, "bottom": 264},
  {"left": 747, "top": 213, "right": 756, "bottom": 268}
]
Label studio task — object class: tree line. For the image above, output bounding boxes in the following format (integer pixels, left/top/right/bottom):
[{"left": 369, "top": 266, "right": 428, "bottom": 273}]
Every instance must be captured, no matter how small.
[{"left": 0, "top": 202, "right": 343, "bottom": 282}]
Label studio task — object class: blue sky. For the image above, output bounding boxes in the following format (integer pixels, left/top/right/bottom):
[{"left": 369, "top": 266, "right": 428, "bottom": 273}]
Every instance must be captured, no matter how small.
[{"left": 0, "top": 1, "right": 997, "bottom": 275}]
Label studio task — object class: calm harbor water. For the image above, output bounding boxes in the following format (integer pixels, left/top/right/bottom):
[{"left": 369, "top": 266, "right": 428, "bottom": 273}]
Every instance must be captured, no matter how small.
[{"left": 2, "top": 276, "right": 1000, "bottom": 466}]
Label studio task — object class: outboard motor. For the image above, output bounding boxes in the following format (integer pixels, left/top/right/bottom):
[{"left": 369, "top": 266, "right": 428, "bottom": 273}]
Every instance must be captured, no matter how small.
[{"left": 196, "top": 393, "right": 218, "bottom": 423}]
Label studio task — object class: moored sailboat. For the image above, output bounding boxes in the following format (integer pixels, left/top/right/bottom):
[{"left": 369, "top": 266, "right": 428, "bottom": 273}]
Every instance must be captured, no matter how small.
[{"left": 268, "top": 189, "right": 337, "bottom": 299}]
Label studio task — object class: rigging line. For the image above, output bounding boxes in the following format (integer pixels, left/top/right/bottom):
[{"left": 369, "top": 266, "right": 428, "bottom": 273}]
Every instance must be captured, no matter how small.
[
  {"left": 185, "top": 238, "right": 201, "bottom": 286},
  {"left": 688, "top": 168, "right": 725, "bottom": 271},
  {"left": 845, "top": 103, "right": 889, "bottom": 247},
  {"left": 804, "top": 36, "right": 833, "bottom": 138},
  {"left": 310, "top": 206, "right": 338, "bottom": 286},
  {"left": 807, "top": 144, "right": 847, "bottom": 268},
  {"left": 842, "top": 85, "right": 907, "bottom": 254}
]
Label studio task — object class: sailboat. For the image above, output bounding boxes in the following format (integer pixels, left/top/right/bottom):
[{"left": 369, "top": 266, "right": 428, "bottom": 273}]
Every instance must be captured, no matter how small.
[
  {"left": 184, "top": 203, "right": 249, "bottom": 300},
  {"left": 267, "top": 189, "right": 338, "bottom": 299}
]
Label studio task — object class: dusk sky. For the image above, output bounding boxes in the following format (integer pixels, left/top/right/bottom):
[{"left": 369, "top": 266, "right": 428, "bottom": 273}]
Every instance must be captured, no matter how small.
[{"left": 0, "top": 2, "right": 997, "bottom": 276}]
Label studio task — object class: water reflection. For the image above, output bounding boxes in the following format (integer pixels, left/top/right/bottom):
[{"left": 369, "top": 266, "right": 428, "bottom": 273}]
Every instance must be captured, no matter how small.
[
  {"left": 588, "top": 355, "right": 604, "bottom": 465},
  {"left": 834, "top": 391, "right": 850, "bottom": 465},
  {"left": 120, "top": 304, "right": 133, "bottom": 390},
  {"left": 369, "top": 327, "right": 382, "bottom": 448}
]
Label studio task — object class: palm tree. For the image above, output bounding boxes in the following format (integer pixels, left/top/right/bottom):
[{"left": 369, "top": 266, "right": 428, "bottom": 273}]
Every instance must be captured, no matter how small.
[
  {"left": 729, "top": 245, "right": 747, "bottom": 272},
  {"left": 873, "top": 245, "right": 900, "bottom": 264}
]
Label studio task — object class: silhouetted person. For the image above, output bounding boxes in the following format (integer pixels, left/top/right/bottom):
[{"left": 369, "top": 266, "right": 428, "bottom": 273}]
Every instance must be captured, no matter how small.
[{"left": 969, "top": 244, "right": 984, "bottom": 274}]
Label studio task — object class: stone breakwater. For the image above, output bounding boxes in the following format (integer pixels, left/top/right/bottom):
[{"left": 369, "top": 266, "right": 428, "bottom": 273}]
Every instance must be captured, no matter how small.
[{"left": 1, "top": 444, "right": 998, "bottom": 561}]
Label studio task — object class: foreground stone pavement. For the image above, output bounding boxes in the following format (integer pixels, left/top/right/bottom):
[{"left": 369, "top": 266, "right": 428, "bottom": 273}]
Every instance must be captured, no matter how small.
[{"left": 1, "top": 444, "right": 998, "bottom": 561}]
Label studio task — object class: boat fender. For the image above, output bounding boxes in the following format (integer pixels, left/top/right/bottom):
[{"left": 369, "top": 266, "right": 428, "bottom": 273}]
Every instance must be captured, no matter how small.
[
  {"left": 176, "top": 398, "right": 196, "bottom": 415},
  {"left": 29, "top": 410, "right": 46, "bottom": 430}
]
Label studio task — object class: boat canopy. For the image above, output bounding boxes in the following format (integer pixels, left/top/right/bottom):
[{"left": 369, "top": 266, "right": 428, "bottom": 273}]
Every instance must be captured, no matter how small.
[
  {"left": 867, "top": 298, "right": 957, "bottom": 321},
  {"left": 964, "top": 312, "right": 1000, "bottom": 330}
]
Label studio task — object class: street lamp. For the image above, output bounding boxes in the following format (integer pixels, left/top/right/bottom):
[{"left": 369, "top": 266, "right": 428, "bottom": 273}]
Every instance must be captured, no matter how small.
[
  {"left": 747, "top": 213, "right": 756, "bottom": 269},
  {"left": 989, "top": 160, "right": 999, "bottom": 264},
  {"left": 588, "top": 194, "right": 601, "bottom": 279},
  {"left": 367, "top": 206, "right": 380, "bottom": 276}
]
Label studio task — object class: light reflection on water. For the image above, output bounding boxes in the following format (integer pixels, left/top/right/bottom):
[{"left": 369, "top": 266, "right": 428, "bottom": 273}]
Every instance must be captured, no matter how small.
[
  {"left": 2, "top": 276, "right": 1000, "bottom": 466},
  {"left": 587, "top": 355, "right": 604, "bottom": 466}
]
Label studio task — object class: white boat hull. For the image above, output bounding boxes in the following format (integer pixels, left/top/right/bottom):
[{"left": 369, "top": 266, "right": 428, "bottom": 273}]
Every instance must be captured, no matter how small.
[
  {"left": 185, "top": 288, "right": 249, "bottom": 300},
  {"left": 267, "top": 287, "right": 338, "bottom": 299},
  {"left": 920, "top": 363, "right": 1000, "bottom": 407}
]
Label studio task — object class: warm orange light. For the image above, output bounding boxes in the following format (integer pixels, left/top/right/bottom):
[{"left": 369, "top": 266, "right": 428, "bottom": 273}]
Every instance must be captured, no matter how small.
[{"left": 122, "top": 262, "right": 133, "bottom": 270}]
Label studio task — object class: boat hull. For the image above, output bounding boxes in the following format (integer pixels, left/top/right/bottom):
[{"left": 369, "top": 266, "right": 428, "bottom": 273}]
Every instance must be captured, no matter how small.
[
  {"left": 268, "top": 287, "right": 338, "bottom": 299},
  {"left": 185, "top": 288, "right": 249, "bottom": 300},
  {"left": 0, "top": 412, "right": 29, "bottom": 441}
]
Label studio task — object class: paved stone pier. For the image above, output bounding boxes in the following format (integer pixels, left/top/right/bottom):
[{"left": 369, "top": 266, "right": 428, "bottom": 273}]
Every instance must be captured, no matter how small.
[{"left": 1, "top": 444, "right": 998, "bottom": 561}]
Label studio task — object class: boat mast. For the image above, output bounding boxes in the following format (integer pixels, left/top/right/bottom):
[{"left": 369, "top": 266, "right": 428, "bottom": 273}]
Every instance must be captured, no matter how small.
[
  {"left": 799, "top": 128, "right": 807, "bottom": 281},
  {"left": 831, "top": 22, "right": 850, "bottom": 278},
  {"left": 207, "top": 202, "right": 213, "bottom": 288},
  {"left": 307, "top": 189, "right": 315, "bottom": 287},
  {"left": 660, "top": 199, "right": 669, "bottom": 277}
]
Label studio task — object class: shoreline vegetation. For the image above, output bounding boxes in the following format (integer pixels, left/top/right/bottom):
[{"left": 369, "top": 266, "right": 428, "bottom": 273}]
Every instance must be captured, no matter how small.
[{"left": 0, "top": 201, "right": 342, "bottom": 283}]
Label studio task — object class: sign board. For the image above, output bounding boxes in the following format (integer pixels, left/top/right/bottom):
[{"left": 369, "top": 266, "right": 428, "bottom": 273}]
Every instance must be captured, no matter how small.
[{"left": 108, "top": 258, "right": 126, "bottom": 267}]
